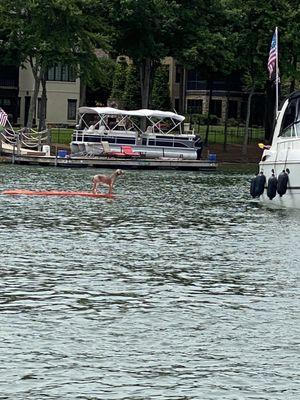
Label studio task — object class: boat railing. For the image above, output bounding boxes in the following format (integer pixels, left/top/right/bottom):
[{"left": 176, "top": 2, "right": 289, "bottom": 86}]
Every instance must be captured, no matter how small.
[
  {"left": 73, "top": 129, "right": 138, "bottom": 142},
  {"left": 72, "top": 129, "right": 197, "bottom": 149}
]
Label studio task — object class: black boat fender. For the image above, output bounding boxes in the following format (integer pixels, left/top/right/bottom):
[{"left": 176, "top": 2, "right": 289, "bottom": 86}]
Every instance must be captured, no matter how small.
[
  {"left": 250, "top": 174, "right": 258, "bottom": 198},
  {"left": 250, "top": 171, "right": 266, "bottom": 198},
  {"left": 267, "top": 171, "right": 278, "bottom": 200},
  {"left": 277, "top": 169, "right": 289, "bottom": 197}
]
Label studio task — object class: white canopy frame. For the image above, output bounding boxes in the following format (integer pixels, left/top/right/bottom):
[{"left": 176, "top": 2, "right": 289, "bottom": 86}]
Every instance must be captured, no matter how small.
[
  {"left": 146, "top": 116, "right": 183, "bottom": 135},
  {"left": 77, "top": 107, "right": 185, "bottom": 135}
]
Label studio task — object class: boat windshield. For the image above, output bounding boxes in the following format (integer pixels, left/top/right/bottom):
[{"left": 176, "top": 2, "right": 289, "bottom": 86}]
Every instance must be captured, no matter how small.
[{"left": 279, "top": 97, "right": 300, "bottom": 138}]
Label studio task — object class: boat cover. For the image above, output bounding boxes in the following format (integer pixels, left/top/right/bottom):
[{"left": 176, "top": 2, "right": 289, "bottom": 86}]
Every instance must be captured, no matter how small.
[{"left": 78, "top": 107, "right": 185, "bottom": 122}]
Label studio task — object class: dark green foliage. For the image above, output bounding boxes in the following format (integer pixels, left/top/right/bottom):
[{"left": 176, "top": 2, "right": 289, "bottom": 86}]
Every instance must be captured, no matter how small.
[
  {"left": 190, "top": 113, "right": 220, "bottom": 126},
  {"left": 1, "top": 0, "right": 107, "bottom": 72},
  {"left": 175, "top": 0, "right": 236, "bottom": 77},
  {"left": 87, "top": 57, "right": 116, "bottom": 106},
  {"left": 105, "top": 0, "right": 179, "bottom": 63},
  {"left": 110, "top": 62, "right": 141, "bottom": 109},
  {"left": 0, "top": 0, "right": 108, "bottom": 127},
  {"left": 150, "top": 65, "right": 172, "bottom": 110},
  {"left": 122, "top": 65, "right": 141, "bottom": 110},
  {"left": 109, "top": 59, "right": 128, "bottom": 107},
  {"left": 103, "top": 0, "right": 181, "bottom": 108}
]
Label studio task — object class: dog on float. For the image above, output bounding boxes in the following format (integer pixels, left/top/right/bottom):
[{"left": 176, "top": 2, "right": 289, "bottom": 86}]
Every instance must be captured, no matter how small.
[{"left": 92, "top": 169, "right": 124, "bottom": 194}]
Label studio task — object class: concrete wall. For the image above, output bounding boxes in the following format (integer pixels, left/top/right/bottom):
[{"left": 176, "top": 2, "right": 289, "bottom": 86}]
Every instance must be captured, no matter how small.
[{"left": 163, "top": 57, "right": 184, "bottom": 113}]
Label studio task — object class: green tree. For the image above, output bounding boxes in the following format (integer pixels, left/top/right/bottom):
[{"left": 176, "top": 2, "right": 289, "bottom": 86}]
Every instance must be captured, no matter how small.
[
  {"left": 175, "top": 0, "right": 236, "bottom": 145},
  {"left": 278, "top": 1, "right": 300, "bottom": 94},
  {"left": 1, "top": 0, "right": 107, "bottom": 129},
  {"left": 85, "top": 56, "right": 116, "bottom": 106},
  {"left": 105, "top": 0, "right": 179, "bottom": 109},
  {"left": 150, "top": 65, "right": 172, "bottom": 110},
  {"left": 122, "top": 64, "right": 141, "bottom": 110},
  {"left": 226, "top": 0, "right": 288, "bottom": 153},
  {"left": 109, "top": 57, "right": 128, "bottom": 108}
]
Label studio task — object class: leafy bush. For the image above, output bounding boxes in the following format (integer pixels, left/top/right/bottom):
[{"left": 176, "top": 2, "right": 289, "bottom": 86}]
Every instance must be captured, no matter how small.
[
  {"left": 189, "top": 114, "right": 202, "bottom": 124},
  {"left": 227, "top": 118, "right": 239, "bottom": 127},
  {"left": 185, "top": 113, "right": 221, "bottom": 125}
]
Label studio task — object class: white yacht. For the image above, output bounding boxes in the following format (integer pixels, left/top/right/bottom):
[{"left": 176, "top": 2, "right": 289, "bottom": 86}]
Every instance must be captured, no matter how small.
[
  {"left": 253, "top": 91, "right": 300, "bottom": 208},
  {"left": 70, "top": 107, "right": 203, "bottom": 160}
]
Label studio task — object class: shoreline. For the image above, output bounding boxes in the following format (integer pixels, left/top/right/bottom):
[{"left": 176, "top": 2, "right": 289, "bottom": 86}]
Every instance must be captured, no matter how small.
[
  {"left": 206, "top": 143, "right": 262, "bottom": 164},
  {"left": 51, "top": 142, "right": 262, "bottom": 164},
  {"left": 0, "top": 143, "right": 261, "bottom": 169}
]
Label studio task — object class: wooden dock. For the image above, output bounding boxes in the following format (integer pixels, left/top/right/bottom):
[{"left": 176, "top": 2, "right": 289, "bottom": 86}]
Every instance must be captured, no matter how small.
[{"left": 0, "top": 154, "right": 217, "bottom": 171}]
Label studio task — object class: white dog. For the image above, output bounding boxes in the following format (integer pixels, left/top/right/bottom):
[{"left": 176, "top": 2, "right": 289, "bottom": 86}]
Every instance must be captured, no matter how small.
[{"left": 92, "top": 169, "right": 124, "bottom": 194}]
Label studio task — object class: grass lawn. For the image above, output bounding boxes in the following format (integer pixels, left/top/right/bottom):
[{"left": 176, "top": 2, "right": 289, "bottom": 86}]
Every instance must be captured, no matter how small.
[
  {"left": 50, "top": 128, "right": 73, "bottom": 145},
  {"left": 196, "top": 124, "right": 265, "bottom": 145}
]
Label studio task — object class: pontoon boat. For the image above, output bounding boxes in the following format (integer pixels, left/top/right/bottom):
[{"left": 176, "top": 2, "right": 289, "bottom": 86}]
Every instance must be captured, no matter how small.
[{"left": 70, "top": 107, "right": 203, "bottom": 160}]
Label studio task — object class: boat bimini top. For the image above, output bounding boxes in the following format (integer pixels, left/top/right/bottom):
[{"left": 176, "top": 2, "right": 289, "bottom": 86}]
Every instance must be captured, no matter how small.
[{"left": 77, "top": 107, "right": 186, "bottom": 135}]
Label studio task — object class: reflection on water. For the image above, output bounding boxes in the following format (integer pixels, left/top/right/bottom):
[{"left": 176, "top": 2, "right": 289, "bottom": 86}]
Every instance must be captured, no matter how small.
[{"left": 0, "top": 164, "right": 299, "bottom": 399}]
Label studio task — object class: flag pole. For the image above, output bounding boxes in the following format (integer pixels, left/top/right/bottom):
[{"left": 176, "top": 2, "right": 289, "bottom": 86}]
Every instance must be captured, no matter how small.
[{"left": 275, "top": 26, "right": 279, "bottom": 117}]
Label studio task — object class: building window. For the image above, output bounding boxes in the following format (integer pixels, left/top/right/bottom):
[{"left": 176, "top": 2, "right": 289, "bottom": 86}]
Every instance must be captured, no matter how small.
[
  {"left": 210, "top": 100, "right": 222, "bottom": 118},
  {"left": 186, "top": 70, "right": 206, "bottom": 90},
  {"left": 61, "top": 65, "right": 68, "bottom": 81},
  {"left": 228, "top": 100, "right": 238, "bottom": 119},
  {"left": 47, "top": 68, "right": 55, "bottom": 81},
  {"left": 0, "top": 98, "right": 11, "bottom": 107},
  {"left": 47, "top": 64, "right": 76, "bottom": 82},
  {"left": 0, "top": 97, "right": 15, "bottom": 123},
  {"left": 174, "top": 98, "right": 180, "bottom": 112},
  {"left": 68, "top": 99, "right": 77, "bottom": 120},
  {"left": 281, "top": 98, "right": 297, "bottom": 133},
  {"left": 187, "top": 99, "right": 203, "bottom": 114}
]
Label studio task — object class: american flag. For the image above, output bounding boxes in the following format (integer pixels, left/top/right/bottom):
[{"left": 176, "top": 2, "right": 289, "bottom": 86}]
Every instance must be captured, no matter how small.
[
  {"left": 268, "top": 31, "right": 277, "bottom": 79},
  {"left": 0, "top": 108, "right": 8, "bottom": 127}
]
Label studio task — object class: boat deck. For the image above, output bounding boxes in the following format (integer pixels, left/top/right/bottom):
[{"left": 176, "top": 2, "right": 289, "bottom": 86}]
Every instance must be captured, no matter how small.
[{"left": 1, "top": 154, "right": 217, "bottom": 171}]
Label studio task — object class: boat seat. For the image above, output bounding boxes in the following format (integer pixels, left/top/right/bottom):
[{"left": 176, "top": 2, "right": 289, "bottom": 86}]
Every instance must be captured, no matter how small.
[
  {"left": 101, "top": 141, "right": 113, "bottom": 156},
  {"left": 121, "top": 145, "right": 141, "bottom": 157},
  {"left": 101, "top": 141, "right": 124, "bottom": 158}
]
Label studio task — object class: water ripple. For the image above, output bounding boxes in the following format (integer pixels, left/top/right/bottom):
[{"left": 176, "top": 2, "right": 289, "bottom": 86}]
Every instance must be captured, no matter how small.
[{"left": 0, "top": 164, "right": 299, "bottom": 399}]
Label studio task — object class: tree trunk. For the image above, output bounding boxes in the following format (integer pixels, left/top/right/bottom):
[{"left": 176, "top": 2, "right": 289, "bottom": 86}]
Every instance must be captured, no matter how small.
[
  {"left": 204, "top": 78, "right": 213, "bottom": 145},
  {"left": 27, "top": 57, "right": 41, "bottom": 128},
  {"left": 139, "top": 58, "right": 152, "bottom": 109},
  {"left": 242, "top": 87, "right": 254, "bottom": 155},
  {"left": 38, "top": 72, "right": 47, "bottom": 131}
]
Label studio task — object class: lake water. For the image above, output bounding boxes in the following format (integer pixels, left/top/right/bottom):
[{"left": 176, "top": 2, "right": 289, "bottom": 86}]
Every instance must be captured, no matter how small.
[{"left": 0, "top": 164, "right": 299, "bottom": 399}]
